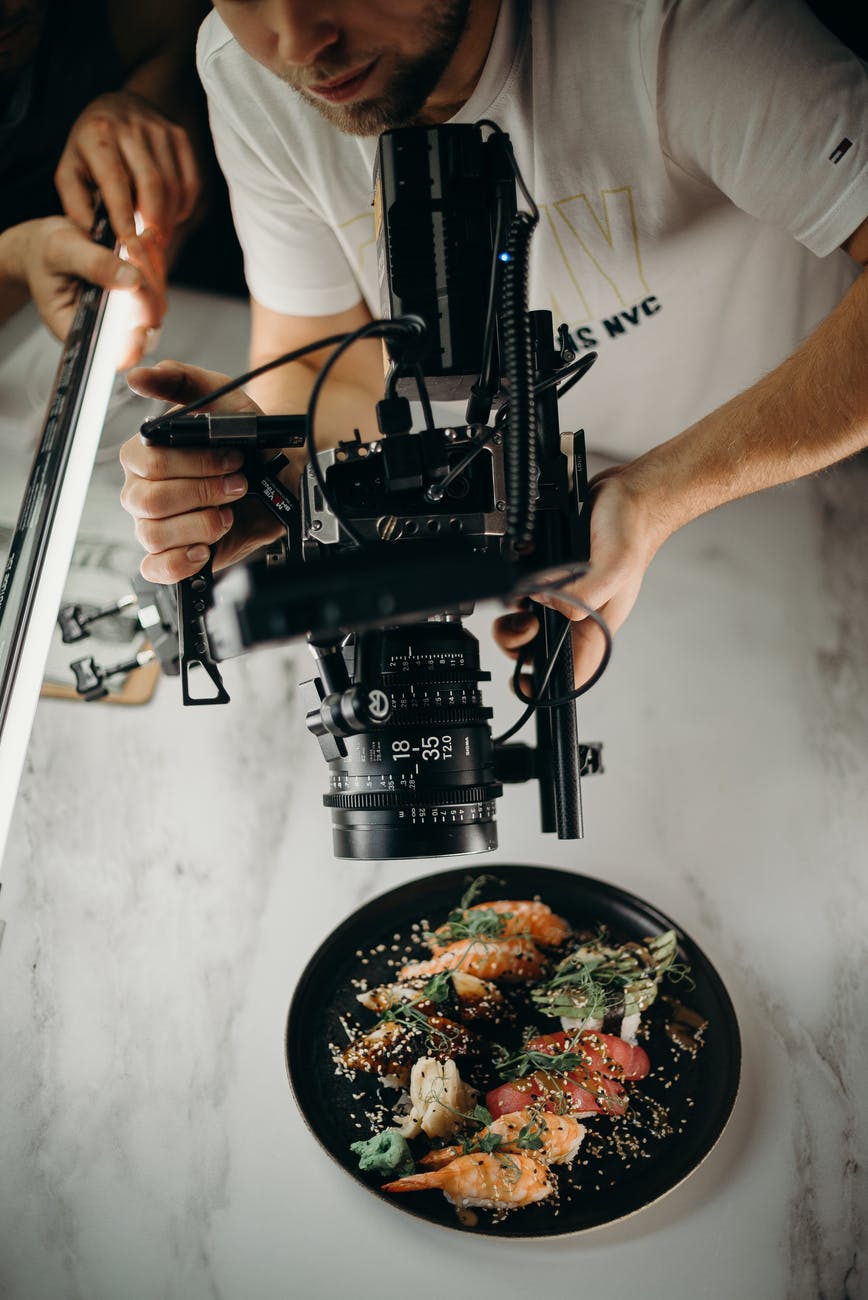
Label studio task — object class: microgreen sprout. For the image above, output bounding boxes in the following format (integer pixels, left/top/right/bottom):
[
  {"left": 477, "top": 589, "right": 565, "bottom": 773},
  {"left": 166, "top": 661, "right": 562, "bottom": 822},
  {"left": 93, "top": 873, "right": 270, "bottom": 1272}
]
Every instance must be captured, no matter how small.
[
  {"left": 495, "top": 1044, "right": 590, "bottom": 1081},
  {"left": 459, "top": 874, "right": 501, "bottom": 910},
  {"left": 422, "top": 971, "right": 452, "bottom": 1004},
  {"left": 379, "top": 1002, "right": 462, "bottom": 1054},
  {"left": 530, "top": 928, "right": 689, "bottom": 1021},
  {"left": 422, "top": 875, "right": 514, "bottom": 947},
  {"left": 515, "top": 1121, "right": 545, "bottom": 1152},
  {"left": 427, "top": 907, "right": 511, "bottom": 945}
]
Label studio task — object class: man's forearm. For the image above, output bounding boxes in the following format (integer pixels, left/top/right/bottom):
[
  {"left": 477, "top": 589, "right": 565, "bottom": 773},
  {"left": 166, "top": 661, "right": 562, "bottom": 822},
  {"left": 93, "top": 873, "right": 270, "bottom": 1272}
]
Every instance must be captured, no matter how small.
[
  {"left": 248, "top": 356, "right": 383, "bottom": 486},
  {"left": 248, "top": 359, "right": 380, "bottom": 429},
  {"left": 621, "top": 264, "right": 868, "bottom": 544}
]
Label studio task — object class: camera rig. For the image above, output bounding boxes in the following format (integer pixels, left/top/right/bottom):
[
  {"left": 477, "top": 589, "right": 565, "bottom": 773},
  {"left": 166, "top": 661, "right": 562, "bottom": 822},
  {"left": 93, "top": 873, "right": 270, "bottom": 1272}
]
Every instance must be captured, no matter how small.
[{"left": 67, "top": 122, "right": 608, "bottom": 860}]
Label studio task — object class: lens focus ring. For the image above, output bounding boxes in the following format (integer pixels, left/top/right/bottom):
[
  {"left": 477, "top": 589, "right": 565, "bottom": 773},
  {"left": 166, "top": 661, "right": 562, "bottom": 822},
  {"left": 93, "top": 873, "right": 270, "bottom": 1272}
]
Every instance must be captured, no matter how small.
[{"left": 323, "top": 784, "right": 503, "bottom": 810}]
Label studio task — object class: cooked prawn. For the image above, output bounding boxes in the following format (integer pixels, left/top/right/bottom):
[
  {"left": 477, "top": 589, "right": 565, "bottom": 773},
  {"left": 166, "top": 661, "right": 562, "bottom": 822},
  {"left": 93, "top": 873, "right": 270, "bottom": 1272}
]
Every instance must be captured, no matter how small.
[
  {"left": 419, "top": 1108, "right": 585, "bottom": 1170},
  {"left": 382, "top": 1151, "right": 552, "bottom": 1209},
  {"left": 430, "top": 900, "right": 571, "bottom": 952},
  {"left": 400, "top": 935, "right": 547, "bottom": 983}
]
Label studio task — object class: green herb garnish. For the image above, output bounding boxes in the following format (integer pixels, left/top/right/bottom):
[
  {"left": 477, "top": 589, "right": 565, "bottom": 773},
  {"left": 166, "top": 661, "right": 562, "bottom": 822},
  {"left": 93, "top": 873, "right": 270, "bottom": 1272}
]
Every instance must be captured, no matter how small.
[
  {"left": 379, "top": 1001, "right": 460, "bottom": 1053},
  {"left": 428, "top": 906, "right": 510, "bottom": 945},
  {"left": 459, "top": 874, "right": 498, "bottom": 910},
  {"left": 422, "top": 971, "right": 452, "bottom": 1004},
  {"left": 495, "top": 1044, "right": 590, "bottom": 1081},
  {"left": 515, "top": 1121, "right": 545, "bottom": 1152},
  {"left": 421, "top": 875, "right": 513, "bottom": 946},
  {"left": 530, "top": 929, "right": 686, "bottom": 1022},
  {"left": 475, "top": 1130, "right": 505, "bottom": 1155}
]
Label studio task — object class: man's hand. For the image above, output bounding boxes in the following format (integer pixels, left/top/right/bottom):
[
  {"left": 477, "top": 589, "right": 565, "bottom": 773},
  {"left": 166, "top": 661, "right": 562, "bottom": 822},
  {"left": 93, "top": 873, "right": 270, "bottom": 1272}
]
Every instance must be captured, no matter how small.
[
  {"left": 492, "top": 467, "right": 670, "bottom": 688},
  {"left": 55, "top": 91, "right": 200, "bottom": 246},
  {"left": 121, "top": 360, "right": 286, "bottom": 584},
  {"left": 0, "top": 216, "right": 166, "bottom": 367}
]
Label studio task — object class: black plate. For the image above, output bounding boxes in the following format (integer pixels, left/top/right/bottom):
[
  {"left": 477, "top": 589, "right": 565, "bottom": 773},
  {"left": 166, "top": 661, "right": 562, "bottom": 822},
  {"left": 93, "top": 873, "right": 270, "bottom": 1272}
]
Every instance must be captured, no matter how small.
[{"left": 286, "top": 864, "right": 740, "bottom": 1237}]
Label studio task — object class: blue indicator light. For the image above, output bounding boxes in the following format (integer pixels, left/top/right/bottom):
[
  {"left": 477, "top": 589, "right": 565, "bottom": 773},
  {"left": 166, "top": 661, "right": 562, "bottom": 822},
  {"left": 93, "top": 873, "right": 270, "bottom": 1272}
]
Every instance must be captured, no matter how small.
[{"left": 498, "top": 251, "right": 511, "bottom": 263}]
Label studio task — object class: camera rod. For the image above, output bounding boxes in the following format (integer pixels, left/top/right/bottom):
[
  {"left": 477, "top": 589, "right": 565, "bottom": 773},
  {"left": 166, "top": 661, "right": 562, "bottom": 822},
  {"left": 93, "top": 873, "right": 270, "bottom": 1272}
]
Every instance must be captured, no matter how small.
[{"left": 526, "top": 310, "right": 585, "bottom": 840}]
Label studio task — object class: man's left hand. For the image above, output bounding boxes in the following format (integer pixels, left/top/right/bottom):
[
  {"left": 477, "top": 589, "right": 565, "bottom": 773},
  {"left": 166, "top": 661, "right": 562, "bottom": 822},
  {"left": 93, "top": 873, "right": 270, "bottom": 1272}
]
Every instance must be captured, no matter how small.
[{"left": 492, "top": 468, "right": 669, "bottom": 688}]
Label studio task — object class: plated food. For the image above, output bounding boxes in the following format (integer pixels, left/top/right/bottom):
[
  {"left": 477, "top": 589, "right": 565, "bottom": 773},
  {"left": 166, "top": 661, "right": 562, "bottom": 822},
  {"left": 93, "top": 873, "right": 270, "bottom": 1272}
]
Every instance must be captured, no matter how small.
[{"left": 286, "top": 865, "right": 740, "bottom": 1237}]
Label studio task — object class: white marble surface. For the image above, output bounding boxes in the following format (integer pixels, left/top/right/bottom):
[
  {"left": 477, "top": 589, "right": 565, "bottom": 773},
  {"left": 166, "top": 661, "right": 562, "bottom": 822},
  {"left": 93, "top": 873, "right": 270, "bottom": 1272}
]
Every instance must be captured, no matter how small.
[{"left": 0, "top": 291, "right": 866, "bottom": 1300}]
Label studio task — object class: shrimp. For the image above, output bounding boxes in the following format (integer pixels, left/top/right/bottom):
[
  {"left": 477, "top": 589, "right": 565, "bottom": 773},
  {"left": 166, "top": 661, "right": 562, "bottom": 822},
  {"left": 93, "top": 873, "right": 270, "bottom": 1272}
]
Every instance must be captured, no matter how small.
[
  {"left": 419, "top": 1108, "right": 585, "bottom": 1170},
  {"left": 400, "top": 935, "right": 547, "bottom": 983},
  {"left": 382, "top": 1151, "right": 552, "bottom": 1210},
  {"left": 429, "top": 900, "right": 571, "bottom": 953}
]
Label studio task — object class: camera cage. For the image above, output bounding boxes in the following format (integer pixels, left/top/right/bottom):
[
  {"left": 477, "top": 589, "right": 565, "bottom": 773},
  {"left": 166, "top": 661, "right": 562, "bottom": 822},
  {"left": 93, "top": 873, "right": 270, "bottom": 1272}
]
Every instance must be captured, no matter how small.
[{"left": 73, "top": 122, "right": 610, "bottom": 859}]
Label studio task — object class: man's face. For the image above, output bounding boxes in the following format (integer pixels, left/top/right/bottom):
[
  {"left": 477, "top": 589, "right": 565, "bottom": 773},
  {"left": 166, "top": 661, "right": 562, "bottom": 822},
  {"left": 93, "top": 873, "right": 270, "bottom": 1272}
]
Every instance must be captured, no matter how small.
[{"left": 212, "top": 1, "right": 473, "bottom": 135}]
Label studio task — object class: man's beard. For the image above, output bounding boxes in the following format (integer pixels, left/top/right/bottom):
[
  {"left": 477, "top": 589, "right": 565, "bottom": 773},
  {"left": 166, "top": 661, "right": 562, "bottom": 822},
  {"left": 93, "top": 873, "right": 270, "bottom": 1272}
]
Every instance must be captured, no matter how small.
[{"left": 284, "top": 0, "right": 472, "bottom": 136}]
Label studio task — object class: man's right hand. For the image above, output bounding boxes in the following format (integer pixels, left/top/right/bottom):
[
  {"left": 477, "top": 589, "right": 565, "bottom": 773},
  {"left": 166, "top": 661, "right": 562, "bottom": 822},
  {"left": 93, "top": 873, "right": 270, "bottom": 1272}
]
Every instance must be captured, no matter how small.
[{"left": 121, "top": 360, "right": 286, "bottom": 584}]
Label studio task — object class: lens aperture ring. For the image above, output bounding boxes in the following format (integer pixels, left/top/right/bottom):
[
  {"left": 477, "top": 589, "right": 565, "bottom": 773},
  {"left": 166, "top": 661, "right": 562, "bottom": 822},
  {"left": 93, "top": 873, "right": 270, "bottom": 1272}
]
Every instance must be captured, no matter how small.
[
  {"left": 323, "top": 783, "right": 503, "bottom": 810},
  {"left": 385, "top": 706, "right": 493, "bottom": 727}
]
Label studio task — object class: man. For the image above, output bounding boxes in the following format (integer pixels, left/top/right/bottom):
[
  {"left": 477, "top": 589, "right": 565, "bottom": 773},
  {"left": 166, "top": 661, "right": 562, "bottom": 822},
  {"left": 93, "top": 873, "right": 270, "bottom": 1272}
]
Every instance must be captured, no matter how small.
[
  {"left": 119, "top": 0, "right": 868, "bottom": 684},
  {"left": 0, "top": 0, "right": 205, "bottom": 365}
]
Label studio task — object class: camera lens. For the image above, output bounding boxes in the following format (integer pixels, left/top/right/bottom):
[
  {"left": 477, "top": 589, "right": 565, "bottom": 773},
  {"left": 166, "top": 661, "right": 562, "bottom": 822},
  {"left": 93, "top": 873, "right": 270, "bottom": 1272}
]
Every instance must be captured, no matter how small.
[{"left": 321, "top": 621, "right": 502, "bottom": 859}]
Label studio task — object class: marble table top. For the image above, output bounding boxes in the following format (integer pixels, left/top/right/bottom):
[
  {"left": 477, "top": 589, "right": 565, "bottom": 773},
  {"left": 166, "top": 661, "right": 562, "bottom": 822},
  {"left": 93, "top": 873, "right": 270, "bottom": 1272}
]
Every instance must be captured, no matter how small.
[{"left": 0, "top": 290, "right": 865, "bottom": 1300}]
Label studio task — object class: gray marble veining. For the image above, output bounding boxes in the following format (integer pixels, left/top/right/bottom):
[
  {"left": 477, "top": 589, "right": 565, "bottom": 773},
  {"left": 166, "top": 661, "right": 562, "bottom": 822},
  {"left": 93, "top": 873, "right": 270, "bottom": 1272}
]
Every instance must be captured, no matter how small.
[{"left": 0, "top": 297, "right": 866, "bottom": 1300}]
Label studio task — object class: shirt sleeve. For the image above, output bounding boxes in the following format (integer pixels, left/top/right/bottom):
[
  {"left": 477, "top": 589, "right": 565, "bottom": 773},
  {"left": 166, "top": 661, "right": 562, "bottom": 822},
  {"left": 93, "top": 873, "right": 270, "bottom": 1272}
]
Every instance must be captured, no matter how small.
[
  {"left": 196, "top": 19, "right": 363, "bottom": 316},
  {"left": 652, "top": 0, "right": 868, "bottom": 256}
]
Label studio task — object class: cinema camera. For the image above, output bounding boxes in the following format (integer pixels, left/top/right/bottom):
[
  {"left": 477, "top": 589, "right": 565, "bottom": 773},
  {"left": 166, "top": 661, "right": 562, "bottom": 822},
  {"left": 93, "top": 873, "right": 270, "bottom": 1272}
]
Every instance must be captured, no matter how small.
[{"left": 67, "top": 122, "right": 609, "bottom": 860}]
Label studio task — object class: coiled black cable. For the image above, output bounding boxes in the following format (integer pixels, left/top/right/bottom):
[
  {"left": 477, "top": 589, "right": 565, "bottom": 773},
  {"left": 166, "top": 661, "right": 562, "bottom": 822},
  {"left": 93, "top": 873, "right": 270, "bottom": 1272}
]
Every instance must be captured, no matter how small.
[{"left": 498, "top": 209, "right": 538, "bottom": 548}]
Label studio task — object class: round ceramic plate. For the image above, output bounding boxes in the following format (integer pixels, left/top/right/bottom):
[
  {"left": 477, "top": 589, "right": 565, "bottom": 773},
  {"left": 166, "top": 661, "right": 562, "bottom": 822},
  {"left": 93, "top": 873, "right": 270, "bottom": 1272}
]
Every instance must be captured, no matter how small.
[{"left": 286, "top": 864, "right": 740, "bottom": 1236}]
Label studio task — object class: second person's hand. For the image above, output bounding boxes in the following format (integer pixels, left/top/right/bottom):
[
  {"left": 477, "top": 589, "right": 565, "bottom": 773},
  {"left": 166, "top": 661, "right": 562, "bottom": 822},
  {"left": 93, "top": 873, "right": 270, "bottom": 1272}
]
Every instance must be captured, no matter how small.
[
  {"left": 1, "top": 216, "right": 166, "bottom": 369},
  {"left": 55, "top": 91, "right": 200, "bottom": 247}
]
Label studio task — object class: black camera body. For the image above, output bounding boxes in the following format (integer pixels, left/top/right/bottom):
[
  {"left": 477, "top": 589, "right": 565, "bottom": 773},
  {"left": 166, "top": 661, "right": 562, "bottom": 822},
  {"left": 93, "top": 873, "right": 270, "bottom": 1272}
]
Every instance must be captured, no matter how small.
[
  {"left": 301, "top": 423, "right": 507, "bottom": 554},
  {"left": 125, "top": 122, "right": 605, "bottom": 861},
  {"left": 375, "top": 122, "right": 516, "bottom": 399}
]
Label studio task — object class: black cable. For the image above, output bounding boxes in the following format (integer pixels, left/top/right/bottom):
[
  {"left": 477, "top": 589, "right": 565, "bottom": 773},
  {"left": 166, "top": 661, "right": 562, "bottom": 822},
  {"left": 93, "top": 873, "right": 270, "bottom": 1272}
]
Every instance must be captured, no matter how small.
[
  {"left": 476, "top": 120, "right": 539, "bottom": 221},
  {"left": 470, "top": 118, "right": 540, "bottom": 548},
  {"left": 412, "top": 362, "right": 436, "bottom": 434},
  {"left": 305, "top": 317, "right": 425, "bottom": 548},
  {"left": 480, "top": 198, "right": 505, "bottom": 394},
  {"left": 495, "top": 351, "right": 598, "bottom": 427},
  {"left": 498, "top": 209, "right": 538, "bottom": 547},
  {"left": 492, "top": 583, "right": 613, "bottom": 744},
  {"left": 145, "top": 331, "right": 352, "bottom": 424},
  {"left": 465, "top": 194, "right": 506, "bottom": 425},
  {"left": 141, "top": 311, "right": 425, "bottom": 548},
  {"left": 550, "top": 354, "right": 597, "bottom": 403},
  {"left": 492, "top": 617, "right": 571, "bottom": 745},
  {"left": 513, "top": 586, "right": 612, "bottom": 707}
]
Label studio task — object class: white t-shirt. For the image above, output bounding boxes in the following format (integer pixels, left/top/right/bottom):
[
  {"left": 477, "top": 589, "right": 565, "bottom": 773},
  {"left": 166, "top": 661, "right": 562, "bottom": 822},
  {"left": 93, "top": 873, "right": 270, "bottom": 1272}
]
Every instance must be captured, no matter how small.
[{"left": 197, "top": 0, "right": 868, "bottom": 460}]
